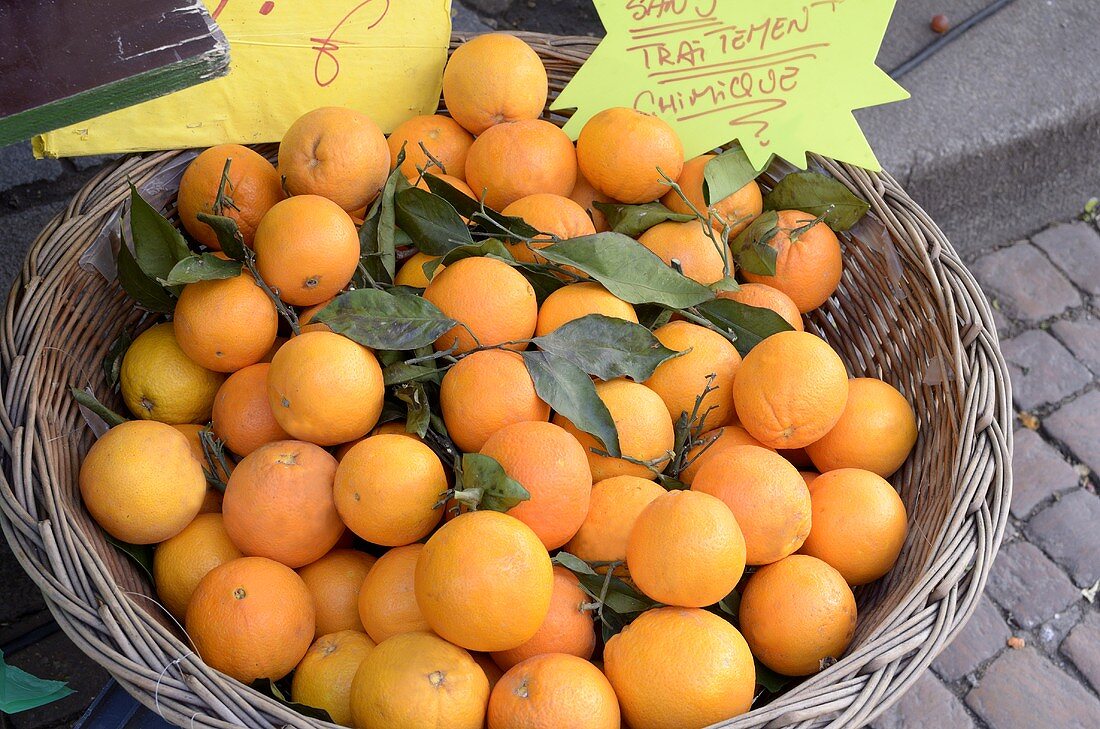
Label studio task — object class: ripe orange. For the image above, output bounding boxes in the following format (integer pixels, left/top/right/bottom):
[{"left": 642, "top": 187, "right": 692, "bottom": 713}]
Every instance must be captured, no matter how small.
[
  {"left": 553, "top": 379, "right": 675, "bottom": 482},
  {"left": 718, "top": 282, "right": 804, "bottom": 331},
  {"left": 278, "top": 106, "right": 390, "bottom": 212},
  {"left": 120, "top": 322, "right": 224, "bottom": 424},
  {"left": 79, "top": 420, "right": 205, "bottom": 544},
  {"left": 487, "top": 653, "right": 619, "bottom": 729},
  {"left": 297, "top": 298, "right": 333, "bottom": 333},
  {"left": 473, "top": 652, "right": 504, "bottom": 691},
  {"left": 692, "top": 445, "right": 812, "bottom": 565},
  {"left": 186, "top": 556, "right": 315, "bottom": 683},
  {"left": 627, "top": 490, "right": 745, "bottom": 607},
  {"left": 465, "top": 119, "right": 578, "bottom": 210},
  {"left": 388, "top": 114, "right": 474, "bottom": 179},
  {"left": 177, "top": 144, "right": 283, "bottom": 250},
  {"left": 297, "top": 549, "right": 378, "bottom": 636},
  {"left": 440, "top": 350, "right": 549, "bottom": 453},
  {"left": 349, "top": 631, "right": 490, "bottom": 729},
  {"left": 742, "top": 209, "right": 843, "bottom": 313},
  {"left": 738, "top": 554, "right": 857, "bottom": 675},
  {"left": 799, "top": 468, "right": 908, "bottom": 585},
  {"left": 335, "top": 421, "right": 422, "bottom": 461},
  {"left": 414, "top": 511, "right": 553, "bottom": 652},
  {"left": 358, "top": 544, "right": 432, "bottom": 643},
  {"left": 661, "top": 154, "right": 763, "bottom": 236},
  {"left": 534, "top": 282, "right": 638, "bottom": 337},
  {"left": 291, "top": 630, "right": 375, "bottom": 726},
  {"left": 637, "top": 220, "right": 730, "bottom": 285},
  {"left": 423, "top": 256, "right": 538, "bottom": 354},
  {"left": 211, "top": 363, "right": 290, "bottom": 457},
  {"left": 394, "top": 251, "right": 444, "bottom": 289},
  {"left": 563, "top": 475, "right": 664, "bottom": 568},
  {"left": 576, "top": 107, "right": 684, "bottom": 204},
  {"left": 173, "top": 272, "right": 278, "bottom": 373},
  {"left": 221, "top": 440, "right": 344, "bottom": 568},
  {"left": 645, "top": 321, "right": 740, "bottom": 428},
  {"left": 733, "top": 331, "right": 849, "bottom": 449},
  {"left": 604, "top": 607, "right": 756, "bottom": 729},
  {"left": 267, "top": 331, "right": 385, "bottom": 446},
  {"left": 259, "top": 335, "right": 287, "bottom": 363},
  {"left": 677, "top": 425, "right": 771, "bottom": 485},
  {"left": 491, "top": 566, "right": 595, "bottom": 671},
  {"left": 443, "top": 34, "right": 548, "bottom": 135},
  {"left": 253, "top": 195, "right": 359, "bottom": 306},
  {"left": 153, "top": 513, "right": 243, "bottom": 620},
  {"left": 568, "top": 168, "right": 612, "bottom": 232},
  {"left": 805, "top": 377, "right": 918, "bottom": 477},
  {"left": 501, "top": 193, "right": 596, "bottom": 263},
  {"left": 334, "top": 434, "right": 447, "bottom": 546}
]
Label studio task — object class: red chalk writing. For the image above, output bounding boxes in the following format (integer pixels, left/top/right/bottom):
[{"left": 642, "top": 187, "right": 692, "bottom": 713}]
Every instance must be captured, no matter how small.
[{"left": 311, "top": 0, "right": 391, "bottom": 87}]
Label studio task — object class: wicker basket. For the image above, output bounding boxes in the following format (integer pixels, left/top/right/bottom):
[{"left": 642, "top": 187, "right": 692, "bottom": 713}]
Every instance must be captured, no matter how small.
[{"left": 0, "top": 33, "right": 1011, "bottom": 728}]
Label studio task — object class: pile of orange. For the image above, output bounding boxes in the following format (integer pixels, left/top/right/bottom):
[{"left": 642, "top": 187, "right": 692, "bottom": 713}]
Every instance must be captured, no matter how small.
[{"left": 78, "top": 34, "right": 918, "bottom": 729}]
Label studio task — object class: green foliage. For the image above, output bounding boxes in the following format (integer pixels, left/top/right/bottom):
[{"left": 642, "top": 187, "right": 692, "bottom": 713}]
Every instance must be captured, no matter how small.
[
  {"left": 521, "top": 351, "right": 620, "bottom": 457},
  {"left": 159, "top": 253, "right": 241, "bottom": 286},
  {"left": 693, "top": 298, "right": 794, "bottom": 356},
  {"left": 531, "top": 314, "right": 682, "bottom": 381},
  {"left": 592, "top": 201, "right": 694, "bottom": 237},
  {"left": 702, "top": 145, "right": 761, "bottom": 206},
  {"left": 314, "top": 289, "right": 457, "bottom": 351},
  {"left": 729, "top": 210, "right": 780, "bottom": 277},
  {"left": 763, "top": 171, "right": 870, "bottom": 231},
  {"left": 456, "top": 453, "right": 530, "bottom": 512}
]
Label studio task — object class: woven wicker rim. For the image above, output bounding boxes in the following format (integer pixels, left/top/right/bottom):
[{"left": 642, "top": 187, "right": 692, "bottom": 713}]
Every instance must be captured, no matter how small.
[{"left": 0, "top": 33, "right": 1011, "bottom": 728}]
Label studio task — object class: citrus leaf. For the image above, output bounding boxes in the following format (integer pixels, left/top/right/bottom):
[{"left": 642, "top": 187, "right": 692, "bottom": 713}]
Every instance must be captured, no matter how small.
[
  {"left": 382, "top": 362, "right": 441, "bottom": 387},
  {"left": 424, "top": 239, "right": 515, "bottom": 278},
  {"left": 394, "top": 187, "right": 474, "bottom": 255},
  {"left": 694, "top": 297, "right": 794, "bottom": 356},
  {"left": 421, "top": 173, "right": 540, "bottom": 238},
  {"left": 574, "top": 574, "right": 656, "bottom": 614},
  {"left": 314, "top": 289, "right": 456, "bottom": 350},
  {"left": 658, "top": 474, "right": 689, "bottom": 490},
  {"left": 70, "top": 387, "right": 128, "bottom": 427},
  {"left": 195, "top": 212, "right": 247, "bottom": 261},
  {"left": 159, "top": 254, "right": 242, "bottom": 286},
  {"left": 552, "top": 551, "right": 598, "bottom": 576},
  {"left": 521, "top": 350, "right": 620, "bottom": 457},
  {"left": 532, "top": 314, "right": 682, "bottom": 381},
  {"left": 104, "top": 534, "right": 153, "bottom": 583},
  {"left": 729, "top": 211, "right": 779, "bottom": 277},
  {"left": 537, "top": 233, "right": 714, "bottom": 308},
  {"left": 249, "top": 679, "right": 334, "bottom": 723},
  {"left": 718, "top": 589, "right": 741, "bottom": 617},
  {"left": 702, "top": 144, "right": 761, "bottom": 206},
  {"left": 394, "top": 382, "right": 430, "bottom": 437},
  {"left": 762, "top": 171, "right": 870, "bottom": 231},
  {"left": 516, "top": 264, "right": 566, "bottom": 304},
  {"left": 754, "top": 661, "right": 791, "bottom": 694},
  {"left": 128, "top": 182, "right": 191, "bottom": 280},
  {"left": 116, "top": 238, "right": 175, "bottom": 312},
  {"left": 0, "top": 650, "right": 74, "bottom": 714},
  {"left": 460, "top": 453, "right": 530, "bottom": 512},
  {"left": 102, "top": 330, "right": 131, "bottom": 390},
  {"left": 709, "top": 275, "right": 740, "bottom": 293},
  {"left": 592, "top": 201, "right": 694, "bottom": 237}
]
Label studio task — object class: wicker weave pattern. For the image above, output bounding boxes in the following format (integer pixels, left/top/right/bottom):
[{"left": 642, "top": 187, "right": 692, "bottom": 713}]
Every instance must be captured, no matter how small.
[{"left": 0, "top": 34, "right": 1011, "bottom": 728}]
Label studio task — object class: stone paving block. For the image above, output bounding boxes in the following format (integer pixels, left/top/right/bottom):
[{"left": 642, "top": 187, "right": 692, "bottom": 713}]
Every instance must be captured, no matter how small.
[
  {"left": 7, "top": 632, "right": 108, "bottom": 729},
  {"left": 1053, "top": 315, "right": 1100, "bottom": 375},
  {"left": 1026, "top": 489, "right": 1100, "bottom": 588},
  {"left": 1001, "top": 329, "right": 1092, "bottom": 411},
  {"left": 985, "top": 541, "right": 1080, "bottom": 628},
  {"left": 871, "top": 670, "right": 975, "bottom": 729},
  {"left": 69, "top": 154, "right": 121, "bottom": 172},
  {"left": 0, "top": 201, "right": 68, "bottom": 307},
  {"left": 933, "top": 595, "right": 1011, "bottom": 681},
  {"left": 1061, "top": 610, "right": 1100, "bottom": 693},
  {"left": 0, "top": 143, "right": 63, "bottom": 190},
  {"left": 1032, "top": 222, "right": 1100, "bottom": 295},
  {"left": 1045, "top": 389, "right": 1100, "bottom": 474},
  {"left": 461, "top": 0, "right": 511, "bottom": 14},
  {"left": 965, "top": 647, "right": 1100, "bottom": 729},
  {"left": 1010, "top": 428, "right": 1082, "bottom": 519},
  {"left": 970, "top": 242, "right": 1081, "bottom": 322}
]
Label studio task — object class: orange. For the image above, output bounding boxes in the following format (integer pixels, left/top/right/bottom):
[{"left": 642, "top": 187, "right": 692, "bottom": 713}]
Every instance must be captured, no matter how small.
[
  {"left": 414, "top": 511, "right": 553, "bottom": 652},
  {"left": 491, "top": 567, "right": 595, "bottom": 671},
  {"left": 211, "top": 364, "right": 290, "bottom": 457},
  {"left": 173, "top": 272, "right": 278, "bottom": 373},
  {"left": 645, "top": 321, "right": 740, "bottom": 428},
  {"left": 718, "top": 282, "right": 804, "bottom": 331},
  {"left": 661, "top": 154, "right": 762, "bottom": 236},
  {"left": 423, "top": 256, "right": 537, "bottom": 354},
  {"left": 177, "top": 144, "right": 283, "bottom": 250},
  {"left": 153, "top": 513, "right": 243, "bottom": 620},
  {"left": 388, "top": 114, "right": 474, "bottom": 179},
  {"left": 358, "top": 544, "right": 432, "bottom": 643},
  {"left": 334, "top": 434, "right": 447, "bottom": 546},
  {"left": 534, "top": 282, "right": 638, "bottom": 338},
  {"left": 221, "top": 440, "right": 344, "bottom": 568},
  {"left": 577, "top": 107, "right": 684, "bottom": 204},
  {"left": 738, "top": 554, "right": 856, "bottom": 675},
  {"left": 79, "top": 420, "right": 205, "bottom": 544},
  {"left": 440, "top": 350, "right": 549, "bottom": 453},
  {"left": 267, "top": 331, "right": 385, "bottom": 446},
  {"left": 473, "top": 652, "right": 504, "bottom": 691},
  {"left": 569, "top": 168, "right": 611, "bottom": 232},
  {"left": 186, "top": 556, "right": 315, "bottom": 683},
  {"left": 278, "top": 106, "right": 390, "bottom": 212},
  {"left": 677, "top": 425, "right": 771, "bottom": 485},
  {"left": 637, "top": 221, "right": 730, "bottom": 285},
  {"left": 501, "top": 193, "right": 596, "bottom": 263},
  {"left": 291, "top": 630, "right": 375, "bottom": 726},
  {"left": 465, "top": 120, "right": 578, "bottom": 210},
  {"left": 480, "top": 421, "right": 592, "bottom": 550},
  {"left": 394, "top": 251, "right": 444, "bottom": 289},
  {"left": 627, "top": 490, "right": 745, "bottom": 607},
  {"left": 120, "top": 322, "right": 224, "bottom": 424},
  {"left": 349, "top": 631, "right": 490, "bottom": 729},
  {"left": 487, "top": 653, "right": 619, "bottom": 729},
  {"left": 692, "top": 445, "right": 812, "bottom": 565},
  {"left": 563, "top": 475, "right": 664, "bottom": 568},
  {"left": 415, "top": 172, "right": 476, "bottom": 199},
  {"left": 443, "top": 34, "right": 548, "bottom": 135},
  {"left": 553, "top": 379, "right": 675, "bottom": 481},
  {"left": 259, "top": 335, "right": 287, "bottom": 363},
  {"left": 799, "top": 468, "right": 908, "bottom": 585},
  {"left": 171, "top": 422, "right": 232, "bottom": 485},
  {"left": 297, "top": 549, "right": 378, "bottom": 636},
  {"left": 733, "top": 330, "right": 849, "bottom": 449},
  {"left": 253, "top": 195, "right": 359, "bottom": 306},
  {"left": 604, "top": 607, "right": 755, "bottom": 729},
  {"left": 805, "top": 377, "right": 918, "bottom": 477},
  {"left": 297, "top": 298, "right": 333, "bottom": 333},
  {"left": 742, "top": 209, "right": 843, "bottom": 313}
]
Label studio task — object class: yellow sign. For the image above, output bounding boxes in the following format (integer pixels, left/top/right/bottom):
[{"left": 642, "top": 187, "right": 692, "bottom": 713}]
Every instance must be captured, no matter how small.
[
  {"left": 552, "top": 0, "right": 908, "bottom": 171},
  {"left": 34, "top": 0, "right": 453, "bottom": 158}
]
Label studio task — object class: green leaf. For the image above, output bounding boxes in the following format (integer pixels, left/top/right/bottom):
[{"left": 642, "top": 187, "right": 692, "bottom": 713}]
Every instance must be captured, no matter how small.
[
  {"left": 592, "top": 201, "right": 694, "bottom": 237},
  {"left": 718, "top": 589, "right": 741, "bottom": 617},
  {"left": 694, "top": 297, "right": 794, "bottom": 356},
  {"left": 552, "top": 551, "right": 597, "bottom": 575},
  {"left": 729, "top": 210, "right": 780, "bottom": 277},
  {"left": 377, "top": 169, "right": 411, "bottom": 281},
  {"left": 104, "top": 534, "right": 153, "bottom": 583},
  {"left": 0, "top": 650, "right": 74, "bottom": 714},
  {"left": 71, "top": 386, "right": 128, "bottom": 427},
  {"left": 521, "top": 350, "right": 620, "bottom": 457},
  {"left": 537, "top": 233, "right": 714, "bottom": 308},
  {"left": 382, "top": 362, "right": 441, "bottom": 387},
  {"left": 754, "top": 661, "right": 792, "bottom": 693},
  {"left": 516, "top": 264, "right": 566, "bottom": 304},
  {"left": 709, "top": 276, "right": 740, "bottom": 293},
  {"left": 102, "top": 330, "right": 132, "bottom": 390},
  {"left": 459, "top": 453, "right": 531, "bottom": 512},
  {"left": 702, "top": 145, "right": 761, "bottom": 206},
  {"left": 424, "top": 239, "right": 515, "bottom": 278},
  {"left": 394, "top": 382, "right": 430, "bottom": 437},
  {"left": 394, "top": 187, "right": 474, "bottom": 255},
  {"left": 635, "top": 304, "right": 675, "bottom": 331},
  {"left": 195, "top": 213, "right": 247, "bottom": 261},
  {"left": 116, "top": 236, "right": 175, "bottom": 312},
  {"left": 574, "top": 574, "right": 655, "bottom": 614},
  {"left": 422, "top": 173, "right": 541, "bottom": 239},
  {"left": 249, "top": 679, "right": 334, "bottom": 723},
  {"left": 159, "top": 254, "right": 242, "bottom": 286},
  {"left": 128, "top": 183, "right": 191, "bottom": 280},
  {"left": 532, "top": 314, "right": 682, "bottom": 381},
  {"left": 314, "top": 289, "right": 456, "bottom": 351},
  {"left": 762, "top": 171, "right": 870, "bottom": 231},
  {"left": 657, "top": 474, "right": 689, "bottom": 490}
]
